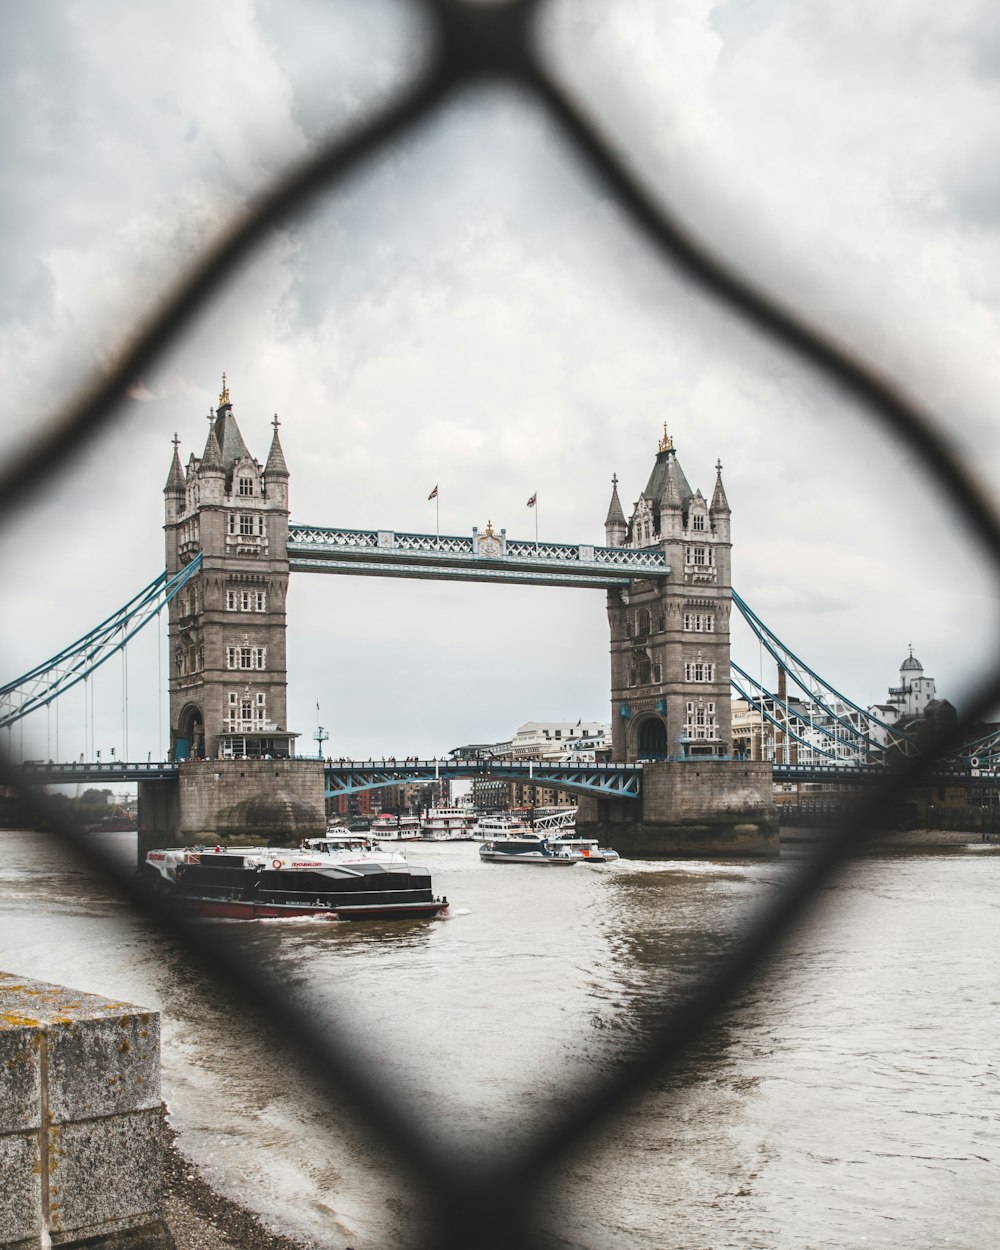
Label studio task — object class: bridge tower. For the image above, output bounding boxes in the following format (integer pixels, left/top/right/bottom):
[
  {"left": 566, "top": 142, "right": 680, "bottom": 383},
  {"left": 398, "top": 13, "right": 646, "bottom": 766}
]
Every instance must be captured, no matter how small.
[
  {"left": 604, "top": 426, "right": 732, "bottom": 762},
  {"left": 576, "top": 425, "right": 775, "bottom": 855},
  {"left": 163, "top": 377, "right": 297, "bottom": 762}
]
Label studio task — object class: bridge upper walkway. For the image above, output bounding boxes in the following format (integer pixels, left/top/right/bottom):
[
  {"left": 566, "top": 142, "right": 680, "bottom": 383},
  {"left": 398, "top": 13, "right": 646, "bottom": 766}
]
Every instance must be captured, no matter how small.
[{"left": 287, "top": 524, "right": 670, "bottom": 588}]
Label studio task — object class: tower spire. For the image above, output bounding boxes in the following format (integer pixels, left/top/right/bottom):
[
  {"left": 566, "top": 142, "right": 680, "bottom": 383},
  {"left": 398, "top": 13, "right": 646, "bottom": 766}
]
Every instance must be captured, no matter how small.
[
  {"left": 604, "top": 473, "right": 627, "bottom": 547},
  {"left": 264, "top": 413, "right": 289, "bottom": 478},
  {"left": 710, "top": 458, "right": 730, "bottom": 514},
  {"left": 164, "top": 432, "right": 185, "bottom": 494}
]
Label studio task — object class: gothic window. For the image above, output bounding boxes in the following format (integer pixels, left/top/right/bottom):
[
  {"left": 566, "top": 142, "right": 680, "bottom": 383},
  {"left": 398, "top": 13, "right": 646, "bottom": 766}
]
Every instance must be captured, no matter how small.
[
  {"left": 226, "top": 646, "right": 267, "bottom": 670},
  {"left": 238, "top": 477, "right": 254, "bottom": 496},
  {"left": 239, "top": 514, "right": 254, "bottom": 536},
  {"left": 692, "top": 513, "right": 705, "bottom": 531},
  {"left": 635, "top": 608, "right": 651, "bottom": 638},
  {"left": 226, "top": 588, "right": 268, "bottom": 612},
  {"left": 683, "top": 611, "right": 715, "bottom": 632},
  {"left": 684, "top": 700, "right": 717, "bottom": 740},
  {"left": 688, "top": 546, "right": 711, "bottom": 566},
  {"left": 684, "top": 661, "right": 715, "bottom": 682}
]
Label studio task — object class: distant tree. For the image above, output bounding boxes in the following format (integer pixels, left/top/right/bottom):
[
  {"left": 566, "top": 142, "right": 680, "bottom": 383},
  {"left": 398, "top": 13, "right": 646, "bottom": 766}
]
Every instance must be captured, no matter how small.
[{"left": 77, "top": 788, "right": 114, "bottom": 816}]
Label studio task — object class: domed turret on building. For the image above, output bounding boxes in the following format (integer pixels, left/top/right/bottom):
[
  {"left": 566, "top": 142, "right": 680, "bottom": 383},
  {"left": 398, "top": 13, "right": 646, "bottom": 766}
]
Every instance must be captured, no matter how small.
[{"left": 881, "top": 645, "right": 950, "bottom": 729}]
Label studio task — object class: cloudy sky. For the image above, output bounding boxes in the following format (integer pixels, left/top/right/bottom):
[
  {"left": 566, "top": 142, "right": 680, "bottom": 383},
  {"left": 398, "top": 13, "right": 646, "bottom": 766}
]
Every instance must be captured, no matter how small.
[{"left": 1, "top": 0, "right": 999, "bottom": 764}]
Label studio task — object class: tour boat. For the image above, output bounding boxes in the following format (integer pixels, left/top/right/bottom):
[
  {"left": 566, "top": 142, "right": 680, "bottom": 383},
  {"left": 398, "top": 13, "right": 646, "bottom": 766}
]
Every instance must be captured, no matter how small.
[
  {"left": 420, "top": 805, "right": 475, "bottom": 840},
  {"left": 140, "top": 838, "right": 448, "bottom": 920},
  {"left": 478, "top": 831, "right": 587, "bottom": 865},
  {"left": 471, "top": 812, "right": 533, "bottom": 839},
  {"left": 369, "top": 813, "right": 400, "bottom": 835}
]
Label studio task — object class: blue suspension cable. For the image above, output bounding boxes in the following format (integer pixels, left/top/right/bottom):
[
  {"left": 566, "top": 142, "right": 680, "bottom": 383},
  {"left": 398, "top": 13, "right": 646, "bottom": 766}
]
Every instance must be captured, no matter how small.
[
  {"left": 0, "top": 555, "right": 202, "bottom": 730},
  {"left": 732, "top": 589, "right": 916, "bottom": 750}
]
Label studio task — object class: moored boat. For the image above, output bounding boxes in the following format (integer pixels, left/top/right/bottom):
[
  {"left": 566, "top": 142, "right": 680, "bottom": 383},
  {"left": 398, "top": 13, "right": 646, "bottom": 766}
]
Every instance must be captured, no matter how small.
[
  {"left": 421, "top": 805, "right": 475, "bottom": 840},
  {"left": 478, "top": 831, "right": 586, "bottom": 865},
  {"left": 471, "top": 812, "right": 532, "bottom": 839},
  {"left": 140, "top": 839, "right": 448, "bottom": 920}
]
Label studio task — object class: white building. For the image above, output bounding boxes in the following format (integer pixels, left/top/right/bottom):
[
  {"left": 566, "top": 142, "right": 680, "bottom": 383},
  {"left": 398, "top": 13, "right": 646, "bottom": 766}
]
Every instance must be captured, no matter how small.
[{"left": 509, "top": 721, "right": 610, "bottom": 761}]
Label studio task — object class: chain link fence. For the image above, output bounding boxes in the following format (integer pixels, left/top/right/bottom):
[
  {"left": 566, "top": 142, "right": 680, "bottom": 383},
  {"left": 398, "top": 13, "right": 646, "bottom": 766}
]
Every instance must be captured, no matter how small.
[{"left": 3, "top": 3, "right": 999, "bottom": 1247}]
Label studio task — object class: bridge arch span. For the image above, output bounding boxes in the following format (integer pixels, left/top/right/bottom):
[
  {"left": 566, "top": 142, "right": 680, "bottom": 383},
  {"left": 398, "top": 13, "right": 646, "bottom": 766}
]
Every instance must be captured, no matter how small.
[
  {"left": 323, "top": 761, "right": 641, "bottom": 801},
  {"left": 175, "top": 702, "right": 205, "bottom": 761},
  {"left": 633, "top": 714, "right": 668, "bottom": 761}
]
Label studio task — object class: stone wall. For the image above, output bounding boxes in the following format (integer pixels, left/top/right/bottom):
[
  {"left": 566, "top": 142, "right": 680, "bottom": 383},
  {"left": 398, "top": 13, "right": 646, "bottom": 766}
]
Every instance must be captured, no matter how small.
[
  {"left": 0, "top": 973, "right": 169, "bottom": 1250},
  {"left": 577, "top": 760, "right": 778, "bottom": 857},
  {"left": 177, "top": 757, "right": 326, "bottom": 844}
]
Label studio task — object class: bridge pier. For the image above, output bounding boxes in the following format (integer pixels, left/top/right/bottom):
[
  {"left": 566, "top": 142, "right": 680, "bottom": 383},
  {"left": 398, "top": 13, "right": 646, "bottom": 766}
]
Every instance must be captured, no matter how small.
[
  {"left": 576, "top": 760, "right": 778, "bottom": 857},
  {"left": 137, "top": 760, "right": 326, "bottom": 860},
  {"left": 136, "top": 779, "right": 181, "bottom": 865}
]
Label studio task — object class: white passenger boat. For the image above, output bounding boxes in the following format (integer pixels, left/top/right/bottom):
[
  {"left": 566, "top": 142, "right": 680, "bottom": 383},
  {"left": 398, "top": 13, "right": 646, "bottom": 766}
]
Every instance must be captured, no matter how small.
[
  {"left": 421, "top": 805, "right": 475, "bottom": 840},
  {"left": 471, "top": 812, "right": 532, "bottom": 839},
  {"left": 397, "top": 815, "right": 423, "bottom": 840},
  {"left": 478, "top": 831, "right": 586, "bottom": 865}
]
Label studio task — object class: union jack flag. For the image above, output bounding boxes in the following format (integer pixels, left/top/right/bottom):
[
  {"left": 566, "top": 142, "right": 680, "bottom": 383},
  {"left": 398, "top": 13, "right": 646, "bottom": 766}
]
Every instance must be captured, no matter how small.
[
  {"left": 428, "top": 484, "right": 438, "bottom": 500},
  {"left": 526, "top": 493, "right": 536, "bottom": 508}
]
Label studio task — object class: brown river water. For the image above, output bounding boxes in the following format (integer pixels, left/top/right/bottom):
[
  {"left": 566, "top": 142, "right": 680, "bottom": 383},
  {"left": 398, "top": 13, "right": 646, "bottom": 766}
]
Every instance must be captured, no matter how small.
[{"left": 1, "top": 828, "right": 998, "bottom": 1249}]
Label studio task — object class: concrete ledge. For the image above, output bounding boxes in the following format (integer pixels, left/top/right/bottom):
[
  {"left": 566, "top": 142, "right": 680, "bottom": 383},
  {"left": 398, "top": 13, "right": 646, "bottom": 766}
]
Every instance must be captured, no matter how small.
[{"left": 0, "top": 973, "right": 171, "bottom": 1250}]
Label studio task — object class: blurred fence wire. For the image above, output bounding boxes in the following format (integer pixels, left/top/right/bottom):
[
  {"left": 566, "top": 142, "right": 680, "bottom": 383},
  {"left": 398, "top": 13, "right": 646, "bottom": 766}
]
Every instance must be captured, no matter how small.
[{"left": 3, "top": 3, "right": 1000, "bottom": 1248}]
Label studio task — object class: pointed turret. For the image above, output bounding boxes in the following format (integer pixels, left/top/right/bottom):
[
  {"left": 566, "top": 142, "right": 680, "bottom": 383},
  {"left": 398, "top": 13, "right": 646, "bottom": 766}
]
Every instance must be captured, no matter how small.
[
  {"left": 164, "top": 434, "right": 185, "bottom": 496},
  {"left": 264, "top": 414, "right": 289, "bottom": 479},
  {"left": 709, "top": 458, "right": 730, "bottom": 543},
  {"left": 710, "top": 459, "right": 730, "bottom": 514},
  {"left": 200, "top": 417, "right": 224, "bottom": 473},
  {"left": 604, "top": 474, "right": 627, "bottom": 547},
  {"left": 644, "top": 424, "right": 694, "bottom": 512},
  {"left": 211, "top": 373, "right": 251, "bottom": 471}
]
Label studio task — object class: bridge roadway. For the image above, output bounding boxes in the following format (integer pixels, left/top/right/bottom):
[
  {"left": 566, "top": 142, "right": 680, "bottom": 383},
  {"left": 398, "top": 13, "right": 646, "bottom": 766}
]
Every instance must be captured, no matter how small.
[{"left": 11, "top": 758, "right": 994, "bottom": 796}]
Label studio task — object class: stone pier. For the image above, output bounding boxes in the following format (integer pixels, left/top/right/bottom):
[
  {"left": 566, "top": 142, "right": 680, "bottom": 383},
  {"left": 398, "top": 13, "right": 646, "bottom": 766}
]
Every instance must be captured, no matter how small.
[
  {"left": 577, "top": 760, "right": 779, "bottom": 857},
  {"left": 0, "top": 973, "right": 169, "bottom": 1250},
  {"left": 138, "top": 758, "right": 326, "bottom": 861}
]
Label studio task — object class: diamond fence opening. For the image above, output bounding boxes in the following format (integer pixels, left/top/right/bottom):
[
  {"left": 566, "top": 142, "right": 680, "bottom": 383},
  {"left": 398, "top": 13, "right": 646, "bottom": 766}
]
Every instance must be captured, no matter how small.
[{"left": 3, "top": 4, "right": 999, "bottom": 1249}]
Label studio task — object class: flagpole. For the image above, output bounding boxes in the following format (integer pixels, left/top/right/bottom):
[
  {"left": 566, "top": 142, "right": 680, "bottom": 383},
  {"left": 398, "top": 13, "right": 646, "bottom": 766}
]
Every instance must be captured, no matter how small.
[{"left": 535, "top": 492, "right": 539, "bottom": 552}]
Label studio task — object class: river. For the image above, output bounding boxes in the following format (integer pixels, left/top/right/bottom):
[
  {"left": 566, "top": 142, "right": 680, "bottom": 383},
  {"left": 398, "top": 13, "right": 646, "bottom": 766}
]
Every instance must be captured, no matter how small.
[{"left": 1, "top": 829, "right": 998, "bottom": 1249}]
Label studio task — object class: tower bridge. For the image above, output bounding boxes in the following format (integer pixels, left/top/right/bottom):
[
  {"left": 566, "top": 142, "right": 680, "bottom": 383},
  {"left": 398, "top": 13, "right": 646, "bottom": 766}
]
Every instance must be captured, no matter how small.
[{"left": 6, "top": 380, "right": 980, "bottom": 858}]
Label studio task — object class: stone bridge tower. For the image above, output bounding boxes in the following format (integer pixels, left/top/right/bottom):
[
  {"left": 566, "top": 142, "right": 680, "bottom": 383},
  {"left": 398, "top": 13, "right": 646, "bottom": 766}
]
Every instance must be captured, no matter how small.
[
  {"left": 575, "top": 425, "right": 775, "bottom": 856},
  {"left": 163, "top": 377, "right": 296, "bottom": 762},
  {"left": 604, "top": 425, "right": 733, "bottom": 762}
]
